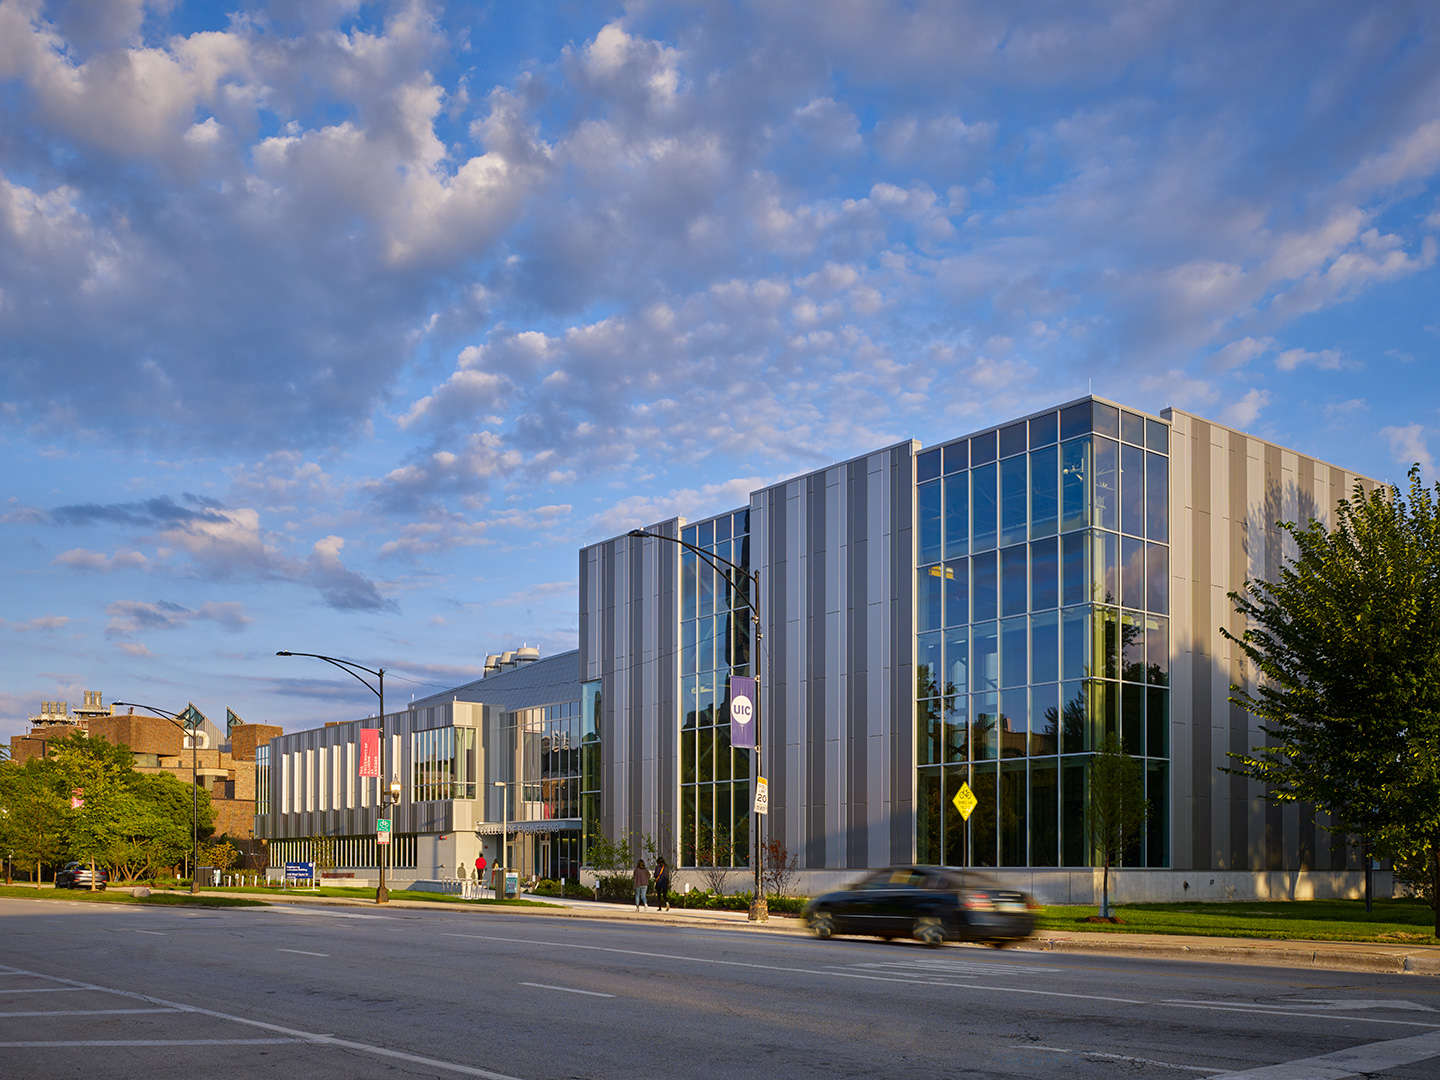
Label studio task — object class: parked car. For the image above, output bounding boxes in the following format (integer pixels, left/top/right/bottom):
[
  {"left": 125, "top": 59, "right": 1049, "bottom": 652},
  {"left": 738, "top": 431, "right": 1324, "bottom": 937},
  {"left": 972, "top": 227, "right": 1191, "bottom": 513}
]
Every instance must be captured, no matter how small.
[
  {"left": 55, "top": 862, "right": 109, "bottom": 890},
  {"left": 804, "top": 866, "right": 1036, "bottom": 947}
]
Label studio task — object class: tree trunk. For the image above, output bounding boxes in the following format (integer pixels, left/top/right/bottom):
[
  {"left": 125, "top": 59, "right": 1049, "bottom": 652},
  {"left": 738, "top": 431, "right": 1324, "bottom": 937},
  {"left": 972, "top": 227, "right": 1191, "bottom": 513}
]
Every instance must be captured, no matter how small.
[
  {"left": 35, "top": 860, "right": 41, "bottom": 889},
  {"left": 1101, "top": 855, "right": 1111, "bottom": 918},
  {"left": 89, "top": 857, "right": 96, "bottom": 892},
  {"left": 1432, "top": 841, "right": 1439, "bottom": 940}
]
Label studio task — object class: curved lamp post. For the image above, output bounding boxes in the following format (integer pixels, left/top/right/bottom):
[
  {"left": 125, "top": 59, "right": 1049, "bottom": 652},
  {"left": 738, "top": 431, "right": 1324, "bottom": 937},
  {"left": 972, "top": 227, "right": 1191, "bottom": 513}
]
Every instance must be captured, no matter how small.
[
  {"left": 111, "top": 702, "right": 201, "bottom": 895},
  {"left": 628, "top": 527, "right": 768, "bottom": 922},
  {"left": 276, "top": 652, "right": 392, "bottom": 903}
]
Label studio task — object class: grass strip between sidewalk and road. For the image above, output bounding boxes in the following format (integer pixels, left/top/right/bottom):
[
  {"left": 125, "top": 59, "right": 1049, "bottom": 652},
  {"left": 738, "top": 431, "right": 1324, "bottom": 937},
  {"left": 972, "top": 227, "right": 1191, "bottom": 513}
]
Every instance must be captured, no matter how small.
[
  {"left": 155, "top": 883, "right": 549, "bottom": 907},
  {"left": 1035, "top": 898, "right": 1438, "bottom": 944},
  {"left": 0, "top": 884, "right": 266, "bottom": 908}
]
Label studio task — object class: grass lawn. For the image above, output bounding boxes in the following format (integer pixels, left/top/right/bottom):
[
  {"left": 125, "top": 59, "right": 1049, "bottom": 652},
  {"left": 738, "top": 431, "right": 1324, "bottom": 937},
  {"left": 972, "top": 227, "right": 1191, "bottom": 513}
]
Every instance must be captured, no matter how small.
[
  {"left": 0, "top": 884, "right": 265, "bottom": 908},
  {"left": 1035, "top": 898, "right": 1438, "bottom": 944}
]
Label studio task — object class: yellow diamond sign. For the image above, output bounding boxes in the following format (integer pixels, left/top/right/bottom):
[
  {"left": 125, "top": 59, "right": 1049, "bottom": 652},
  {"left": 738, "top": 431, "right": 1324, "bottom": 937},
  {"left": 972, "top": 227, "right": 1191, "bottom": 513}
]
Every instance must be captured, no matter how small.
[{"left": 952, "top": 782, "right": 978, "bottom": 821}]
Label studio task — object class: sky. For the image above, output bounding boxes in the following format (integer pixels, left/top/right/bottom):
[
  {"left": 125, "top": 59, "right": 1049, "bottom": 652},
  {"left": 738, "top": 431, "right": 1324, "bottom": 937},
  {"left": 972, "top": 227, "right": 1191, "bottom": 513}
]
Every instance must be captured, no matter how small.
[{"left": 3, "top": 0, "right": 1439, "bottom": 742}]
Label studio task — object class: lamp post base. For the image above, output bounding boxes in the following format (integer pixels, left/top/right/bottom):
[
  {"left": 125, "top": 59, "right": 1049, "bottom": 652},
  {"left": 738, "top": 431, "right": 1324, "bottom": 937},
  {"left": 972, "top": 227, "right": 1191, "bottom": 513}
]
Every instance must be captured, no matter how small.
[
  {"left": 190, "top": 881, "right": 200, "bottom": 895},
  {"left": 748, "top": 896, "right": 769, "bottom": 922},
  {"left": 376, "top": 885, "right": 389, "bottom": 904}
]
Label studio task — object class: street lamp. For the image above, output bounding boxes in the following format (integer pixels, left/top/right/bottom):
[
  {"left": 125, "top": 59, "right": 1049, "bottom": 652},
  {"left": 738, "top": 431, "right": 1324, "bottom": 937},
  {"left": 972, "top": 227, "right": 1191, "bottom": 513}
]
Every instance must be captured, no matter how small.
[
  {"left": 111, "top": 702, "right": 201, "bottom": 895},
  {"left": 493, "top": 780, "right": 507, "bottom": 895},
  {"left": 276, "top": 652, "right": 393, "bottom": 904},
  {"left": 628, "top": 527, "right": 769, "bottom": 922}
]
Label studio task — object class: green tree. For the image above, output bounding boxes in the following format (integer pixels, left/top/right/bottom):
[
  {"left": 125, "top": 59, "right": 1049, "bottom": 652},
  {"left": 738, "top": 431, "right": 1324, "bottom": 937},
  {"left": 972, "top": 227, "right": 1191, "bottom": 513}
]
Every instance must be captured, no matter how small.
[
  {"left": 1222, "top": 468, "right": 1440, "bottom": 934},
  {"left": 1087, "top": 735, "right": 1148, "bottom": 918},
  {"left": 0, "top": 758, "right": 68, "bottom": 884}
]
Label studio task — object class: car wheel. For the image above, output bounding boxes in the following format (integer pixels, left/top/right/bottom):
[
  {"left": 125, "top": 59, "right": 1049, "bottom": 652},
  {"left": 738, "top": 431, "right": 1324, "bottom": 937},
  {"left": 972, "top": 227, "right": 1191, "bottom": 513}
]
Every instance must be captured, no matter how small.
[
  {"left": 913, "top": 915, "right": 945, "bottom": 948},
  {"left": 808, "top": 910, "right": 836, "bottom": 939}
]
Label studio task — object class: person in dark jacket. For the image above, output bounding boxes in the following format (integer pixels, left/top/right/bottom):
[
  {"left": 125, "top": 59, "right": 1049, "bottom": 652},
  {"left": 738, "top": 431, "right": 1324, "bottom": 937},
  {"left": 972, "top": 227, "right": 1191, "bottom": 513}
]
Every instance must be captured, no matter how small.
[
  {"left": 653, "top": 857, "right": 671, "bottom": 911},
  {"left": 633, "top": 860, "right": 650, "bottom": 911}
]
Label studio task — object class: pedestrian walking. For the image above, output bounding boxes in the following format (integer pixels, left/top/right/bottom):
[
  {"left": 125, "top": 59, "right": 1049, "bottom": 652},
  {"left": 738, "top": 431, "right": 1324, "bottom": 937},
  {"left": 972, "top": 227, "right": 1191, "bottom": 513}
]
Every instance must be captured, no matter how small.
[
  {"left": 654, "top": 857, "right": 671, "bottom": 911},
  {"left": 632, "top": 859, "right": 650, "bottom": 910}
]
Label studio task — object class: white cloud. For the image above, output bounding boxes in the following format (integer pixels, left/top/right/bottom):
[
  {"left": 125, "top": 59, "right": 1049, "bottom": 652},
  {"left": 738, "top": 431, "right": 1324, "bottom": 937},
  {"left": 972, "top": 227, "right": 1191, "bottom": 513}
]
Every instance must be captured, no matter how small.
[
  {"left": 104, "top": 599, "right": 251, "bottom": 637},
  {"left": 3, "top": 614, "right": 70, "bottom": 633},
  {"left": 1275, "top": 348, "right": 1345, "bottom": 372},
  {"left": 1221, "top": 388, "right": 1271, "bottom": 428},
  {"left": 1380, "top": 423, "right": 1435, "bottom": 473},
  {"left": 52, "top": 548, "right": 148, "bottom": 572}
]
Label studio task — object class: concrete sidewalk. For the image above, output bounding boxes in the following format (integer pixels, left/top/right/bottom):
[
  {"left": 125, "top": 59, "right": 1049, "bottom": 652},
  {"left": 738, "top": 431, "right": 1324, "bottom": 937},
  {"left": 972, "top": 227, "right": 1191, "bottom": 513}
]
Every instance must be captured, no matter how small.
[{"left": 167, "top": 886, "right": 1440, "bottom": 977}]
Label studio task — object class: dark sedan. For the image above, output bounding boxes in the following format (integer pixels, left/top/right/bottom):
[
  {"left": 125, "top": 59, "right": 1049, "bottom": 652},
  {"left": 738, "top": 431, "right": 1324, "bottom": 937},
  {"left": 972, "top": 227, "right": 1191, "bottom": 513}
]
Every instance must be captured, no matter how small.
[
  {"left": 804, "top": 866, "right": 1036, "bottom": 947},
  {"left": 55, "top": 862, "right": 109, "bottom": 890}
]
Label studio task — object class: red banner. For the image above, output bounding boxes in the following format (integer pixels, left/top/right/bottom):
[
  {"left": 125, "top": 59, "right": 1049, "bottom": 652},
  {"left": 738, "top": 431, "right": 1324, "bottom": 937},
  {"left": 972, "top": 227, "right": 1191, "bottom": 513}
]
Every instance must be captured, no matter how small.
[{"left": 359, "top": 728, "right": 380, "bottom": 778}]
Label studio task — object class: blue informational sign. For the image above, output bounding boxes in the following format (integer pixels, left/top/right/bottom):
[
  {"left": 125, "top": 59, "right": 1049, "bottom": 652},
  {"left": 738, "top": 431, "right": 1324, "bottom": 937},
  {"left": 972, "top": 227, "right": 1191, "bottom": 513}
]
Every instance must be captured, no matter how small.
[
  {"left": 284, "top": 861, "right": 314, "bottom": 881},
  {"left": 730, "top": 675, "right": 756, "bottom": 749}
]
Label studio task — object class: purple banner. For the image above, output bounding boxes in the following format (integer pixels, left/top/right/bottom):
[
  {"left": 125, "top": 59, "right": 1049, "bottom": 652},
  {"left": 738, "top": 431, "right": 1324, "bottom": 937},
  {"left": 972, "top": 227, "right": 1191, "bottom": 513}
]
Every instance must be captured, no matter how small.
[{"left": 729, "top": 675, "right": 756, "bottom": 749}]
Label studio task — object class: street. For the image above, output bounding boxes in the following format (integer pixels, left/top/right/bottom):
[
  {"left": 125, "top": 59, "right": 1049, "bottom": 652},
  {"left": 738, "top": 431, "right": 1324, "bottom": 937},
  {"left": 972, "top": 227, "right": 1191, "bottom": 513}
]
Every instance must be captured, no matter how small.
[{"left": 2, "top": 896, "right": 1439, "bottom": 1079}]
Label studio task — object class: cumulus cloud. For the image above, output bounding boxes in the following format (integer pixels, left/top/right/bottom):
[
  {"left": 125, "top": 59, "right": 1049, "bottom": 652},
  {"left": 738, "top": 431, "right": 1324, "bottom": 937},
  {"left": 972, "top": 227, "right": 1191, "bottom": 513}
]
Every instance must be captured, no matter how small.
[
  {"left": 1221, "top": 388, "right": 1271, "bottom": 429},
  {"left": 105, "top": 599, "right": 252, "bottom": 637},
  {"left": 52, "top": 548, "right": 149, "bottom": 572},
  {"left": 1380, "top": 423, "right": 1435, "bottom": 473},
  {"left": 3, "top": 614, "right": 71, "bottom": 633}
]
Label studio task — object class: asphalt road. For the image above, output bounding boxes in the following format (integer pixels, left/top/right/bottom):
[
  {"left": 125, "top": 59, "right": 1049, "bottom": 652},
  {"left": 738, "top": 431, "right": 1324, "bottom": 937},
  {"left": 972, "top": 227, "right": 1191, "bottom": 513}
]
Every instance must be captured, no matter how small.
[{"left": 3, "top": 895, "right": 1440, "bottom": 1079}]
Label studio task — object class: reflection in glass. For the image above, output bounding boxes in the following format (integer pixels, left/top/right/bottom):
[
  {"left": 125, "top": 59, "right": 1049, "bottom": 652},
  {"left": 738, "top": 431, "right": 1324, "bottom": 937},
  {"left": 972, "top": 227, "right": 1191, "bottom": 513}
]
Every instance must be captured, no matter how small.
[
  {"left": 1030, "top": 410, "right": 1058, "bottom": 448},
  {"left": 999, "top": 422, "right": 1027, "bottom": 458},
  {"left": 1031, "top": 609, "right": 1059, "bottom": 684},
  {"left": 944, "top": 440, "right": 968, "bottom": 474},
  {"left": 918, "top": 701, "right": 941, "bottom": 765},
  {"left": 1089, "top": 679, "right": 1117, "bottom": 747},
  {"left": 972, "top": 764, "right": 998, "bottom": 867},
  {"left": 1060, "top": 681, "right": 1087, "bottom": 754},
  {"left": 1031, "top": 444, "right": 1059, "bottom": 538},
  {"left": 1121, "top": 442, "right": 1145, "bottom": 536},
  {"left": 1032, "top": 536, "right": 1058, "bottom": 609},
  {"left": 1000, "top": 455, "right": 1028, "bottom": 546},
  {"left": 1146, "top": 615, "right": 1169, "bottom": 686},
  {"left": 681, "top": 550, "right": 697, "bottom": 620},
  {"left": 1061, "top": 605, "right": 1089, "bottom": 681},
  {"left": 972, "top": 622, "right": 998, "bottom": 692},
  {"left": 1061, "top": 437, "right": 1090, "bottom": 532},
  {"left": 1062, "top": 760, "right": 1087, "bottom": 866},
  {"left": 919, "top": 480, "right": 942, "bottom": 565},
  {"left": 1062, "top": 531, "right": 1086, "bottom": 605},
  {"left": 1121, "top": 410, "right": 1145, "bottom": 446},
  {"left": 918, "top": 447, "right": 941, "bottom": 482},
  {"left": 943, "top": 768, "right": 970, "bottom": 868},
  {"left": 1093, "top": 530, "right": 1119, "bottom": 604},
  {"left": 1121, "top": 682, "right": 1144, "bottom": 756},
  {"left": 972, "top": 550, "right": 997, "bottom": 622},
  {"left": 1060, "top": 401, "right": 1092, "bottom": 440},
  {"left": 944, "top": 559, "right": 968, "bottom": 626},
  {"left": 944, "top": 696, "right": 968, "bottom": 763},
  {"left": 1001, "top": 760, "right": 1027, "bottom": 865},
  {"left": 1000, "top": 688, "right": 1028, "bottom": 760},
  {"left": 1147, "top": 451, "right": 1169, "bottom": 541},
  {"left": 1001, "top": 545, "right": 1028, "bottom": 616},
  {"left": 1147, "top": 687, "right": 1169, "bottom": 757},
  {"left": 1121, "top": 609, "right": 1145, "bottom": 682},
  {"left": 698, "top": 726, "right": 713, "bottom": 783},
  {"left": 1001, "top": 616, "right": 1027, "bottom": 689},
  {"left": 1147, "top": 542, "right": 1169, "bottom": 615},
  {"left": 918, "top": 566, "right": 943, "bottom": 631},
  {"left": 972, "top": 462, "right": 998, "bottom": 550},
  {"left": 1146, "top": 761, "right": 1169, "bottom": 866},
  {"left": 1030, "top": 760, "right": 1059, "bottom": 866},
  {"left": 1122, "top": 536, "right": 1145, "bottom": 609},
  {"left": 945, "top": 473, "right": 969, "bottom": 558},
  {"left": 918, "top": 768, "right": 942, "bottom": 864},
  {"left": 1093, "top": 401, "right": 1120, "bottom": 437},
  {"left": 1094, "top": 436, "right": 1118, "bottom": 531},
  {"left": 945, "top": 626, "right": 969, "bottom": 694},
  {"left": 1095, "top": 606, "right": 1119, "bottom": 680},
  {"left": 1031, "top": 683, "right": 1059, "bottom": 756},
  {"left": 971, "top": 693, "right": 999, "bottom": 760}
]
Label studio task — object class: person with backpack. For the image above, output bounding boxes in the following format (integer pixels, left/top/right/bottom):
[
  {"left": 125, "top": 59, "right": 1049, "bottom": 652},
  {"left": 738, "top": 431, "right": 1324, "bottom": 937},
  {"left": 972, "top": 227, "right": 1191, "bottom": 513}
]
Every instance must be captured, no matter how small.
[{"left": 653, "top": 857, "right": 671, "bottom": 912}]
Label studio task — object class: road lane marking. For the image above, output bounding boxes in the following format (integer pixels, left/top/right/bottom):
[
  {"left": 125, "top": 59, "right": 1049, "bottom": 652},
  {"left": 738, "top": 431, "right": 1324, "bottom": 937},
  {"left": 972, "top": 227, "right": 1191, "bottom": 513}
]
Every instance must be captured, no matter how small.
[
  {"left": 1162, "top": 1002, "right": 1440, "bottom": 1030},
  {"left": 1021, "top": 1045, "right": 1223, "bottom": 1073},
  {"left": 277, "top": 949, "right": 329, "bottom": 957},
  {"left": 270, "top": 907, "right": 396, "bottom": 920},
  {"left": 520, "top": 982, "right": 615, "bottom": 998},
  {"left": 132, "top": 930, "right": 165, "bottom": 935},
  {"left": 0, "top": 988, "right": 90, "bottom": 995},
  {"left": 1282, "top": 999, "right": 1435, "bottom": 1013},
  {"left": 0, "top": 1039, "right": 307, "bottom": 1047},
  {"left": 439, "top": 933, "right": 1143, "bottom": 1004},
  {"left": 1206, "top": 1028, "right": 1440, "bottom": 1079},
  {"left": 0, "top": 1008, "right": 182, "bottom": 1018},
  {"left": 0, "top": 964, "right": 526, "bottom": 1080}
]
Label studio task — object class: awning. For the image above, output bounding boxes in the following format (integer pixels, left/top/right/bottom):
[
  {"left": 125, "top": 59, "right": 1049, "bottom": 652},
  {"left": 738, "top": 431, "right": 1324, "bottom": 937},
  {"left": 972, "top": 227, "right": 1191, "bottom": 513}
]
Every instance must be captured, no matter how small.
[{"left": 475, "top": 818, "right": 582, "bottom": 836}]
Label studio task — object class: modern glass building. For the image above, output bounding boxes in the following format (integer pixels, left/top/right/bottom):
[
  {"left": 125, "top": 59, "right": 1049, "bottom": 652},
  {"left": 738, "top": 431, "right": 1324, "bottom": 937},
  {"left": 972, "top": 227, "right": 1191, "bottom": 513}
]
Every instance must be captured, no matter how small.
[{"left": 581, "top": 396, "right": 1381, "bottom": 902}]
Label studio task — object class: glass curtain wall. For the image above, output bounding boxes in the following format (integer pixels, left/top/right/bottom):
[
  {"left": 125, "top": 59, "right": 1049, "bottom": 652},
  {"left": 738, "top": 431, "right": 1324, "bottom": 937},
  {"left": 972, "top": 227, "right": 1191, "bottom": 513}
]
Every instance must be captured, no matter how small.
[
  {"left": 580, "top": 680, "right": 601, "bottom": 865},
  {"left": 917, "top": 400, "right": 1170, "bottom": 869},
  {"left": 539, "top": 699, "right": 582, "bottom": 881},
  {"left": 410, "top": 725, "right": 477, "bottom": 802},
  {"left": 678, "top": 509, "right": 752, "bottom": 869}
]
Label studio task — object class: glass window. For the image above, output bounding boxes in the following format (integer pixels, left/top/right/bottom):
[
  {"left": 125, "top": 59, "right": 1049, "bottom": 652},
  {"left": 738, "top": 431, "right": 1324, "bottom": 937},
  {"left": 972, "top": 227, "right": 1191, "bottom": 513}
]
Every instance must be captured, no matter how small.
[
  {"left": 944, "top": 696, "right": 968, "bottom": 763},
  {"left": 1089, "top": 678, "right": 1118, "bottom": 747},
  {"left": 1061, "top": 437, "right": 1090, "bottom": 532},
  {"left": 943, "top": 768, "right": 970, "bottom": 868},
  {"left": 945, "top": 626, "right": 969, "bottom": 694},
  {"left": 1146, "top": 418, "right": 1169, "bottom": 454},
  {"left": 1094, "top": 436, "right": 1118, "bottom": 531},
  {"left": 1061, "top": 532, "right": 1086, "bottom": 606},
  {"left": 1000, "top": 689, "right": 1027, "bottom": 762},
  {"left": 1061, "top": 760, "right": 1087, "bottom": 866},
  {"left": 698, "top": 561, "right": 715, "bottom": 618},
  {"left": 681, "top": 550, "right": 696, "bottom": 621},
  {"left": 1030, "top": 444, "right": 1059, "bottom": 538},
  {"left": 1000, "top": 455, "right": 1028, "bottom": 547},
  {"left": 1121, "top": 410, "right": 1145, "bottom": 446},
  {"left": 1147, "top": 688, "right": 1169, "bottom": 757},
  {"left": 698, "top": 617, "right": 715, "bottom": 673},
  {"left": 1030, "top": 411, "right": 1058, "bottom": 448},
  {"left": 971, "top": 429, "right": 997, "bottom": 465},
  {"left": 698, "top": 726, "right": 713, "bottom": 783},
  {"left": 944, "top": 473, "right": 969, "bottom": 559},
  {"left": 972, "top": 551, "right": 997, "bottom": 622},
  {"left": 944, "top": 440, "right": 968, "bottom": 473},
  {"left": 1093, "top": 401, "right": 1120, "bottom": 437},
  {"left": 1000, "top": 616, "right": 1027, "bottom": 689},
  {"left": 1060, "top": 681, "right": 1087, "bottom": 755},
  {"left": 681, "top": 525, "right": 697, "bottom": 546},
  {"left": 1059, "top": 401, "right": 1092, "bottom": 440},
  {"left": 1122, "top": 536, "right": 1145, "bottom": 609},
  {"left": 697, "top": 519, "right": 713, "bottom": 548},
  {"left": 1146, "top": 615, "right": 1169, "bottom": 686},
  {"left": 999, "top": 422, "right": 1027, "bottom": 458},
  {"left": 971, "top": 696, "right": 999, "bottom": 761},
  {"left": 918, "top": 448, "right": 941, "bottom": 482},
  {"left": 972, "top": 463, "right": 997, "bottom": 550},
  {"left": 943, "top": 559, "right": 968, "bottom": 626},
  {"left": 1121, "top": 443, "right": 1145, "bottom": 536},
  {"left": 1121, "top": 609, "right": 1145, "bottom": 682},
  {"left": 681, "top": 620, "right": 696, "bottom": 674},
  {"left": 971, "top": 763, "right": 998, "bottom": 867},
  {"left": 681, "top": 675, "right": 698, "bottom": 728},
  {"left": 1031, "top": 684, "right": 1059, "bottom": 756},
  {"left": 1061, "top": 605, "right": 1090, "bottom": 681},
  {"left": 1122, "top": 683, "right": 1144, "bottom": 756},
  {"left": 918, "top": 566, "right": 943, "bottom": 631},
  {"left": 1031, "top": 537, "right": 1058, "bottom": 609},
  {"left": 1001, "top": 759, "right": 1027, "bottom": 863},
  {"left": 972, "top": 622, "right": 998, "bottom": 692},
  {"left": 1031, "top": 609, "right": 1059, "bottom": 684},
  {"left": 1147, "top": 542, "right": 1169, "bottom": 615},
  {"left": 1095, "top": 606, "right": 1120, "bottom": 680},
  {"left": 1001, "top": 545, "right": 1028, "bottom": 617},
  {"left": 918, "top": 631, "right": 942, "bottom": 699},
  {"left": 919, "top": 480, "right": 942, "bottom": 565},
  {"left": 1146, "top": 761, "right": 1169, "bottom": 867},
  {"left": 917, "top": 769, "right": 942, "bottom": 864},
  {"left": 1094, "top": 530, "right": 1119, "bottom": 605},
  {"left": 1030, "top": 759, "right": 1058, "bottom": 866},
  {"left": 1147, "top": 453, "right": 1169, "bottom": 541}
]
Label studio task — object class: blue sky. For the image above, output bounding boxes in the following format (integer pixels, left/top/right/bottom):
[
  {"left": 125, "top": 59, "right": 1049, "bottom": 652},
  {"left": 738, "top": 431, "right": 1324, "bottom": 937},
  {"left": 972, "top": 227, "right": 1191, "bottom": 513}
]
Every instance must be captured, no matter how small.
[{"left": 3, "top": 0, "right": 1438, "bottom": 741}]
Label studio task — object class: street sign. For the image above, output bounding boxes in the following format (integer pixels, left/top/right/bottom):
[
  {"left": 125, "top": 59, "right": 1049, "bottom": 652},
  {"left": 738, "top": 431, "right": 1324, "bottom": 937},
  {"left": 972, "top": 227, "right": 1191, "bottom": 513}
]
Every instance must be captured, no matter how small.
[
  {"left": 952, "top": 782, "right": 978, "bottom": 821},
  {"left": 284, "top": 861, "right": 313, "bottom": 882},
  {"left": 754, "top": 776, "right": 769, "bottom": 815},
  {"left": 376, "top": 817, "right": 392, "bottom": 845}
]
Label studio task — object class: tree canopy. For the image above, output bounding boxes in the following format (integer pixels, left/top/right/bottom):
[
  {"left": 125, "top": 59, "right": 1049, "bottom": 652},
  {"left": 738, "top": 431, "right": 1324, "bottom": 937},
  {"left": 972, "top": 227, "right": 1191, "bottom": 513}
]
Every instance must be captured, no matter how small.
[
  {"left": 1087, "top": 734, "right": 1148, "bottom": 918},
  {"left": 1223, "top": 466, "right": 1440, "bottom": 932}
]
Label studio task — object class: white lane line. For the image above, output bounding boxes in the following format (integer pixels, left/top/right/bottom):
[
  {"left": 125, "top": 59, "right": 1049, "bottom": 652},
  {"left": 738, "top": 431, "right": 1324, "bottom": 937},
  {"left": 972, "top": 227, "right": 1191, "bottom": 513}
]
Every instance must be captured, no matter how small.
[
  {"left": 277, "top": 949, "right": 329, "bottom": 957},
  {"left": 1206, "top": 1028, "right": 1440, "bottom": 1079},
  {"left": 0, "top": 1039, "right": 307, "bottom": 1047},
  {"left": 132, "top": 930, "right": 166, "bottom": 935},
  {"left": 269, "top": 907, "right": 395, "bottom": 920},
  {"left": 519, "top": 983, "right": 615, "bottom": 998},
  {"left": 0, "top": 964, "right": 525, "bottom": 1080},
  {"left": 0, "top": 1008, "right": 183, "bottom": 1018},
  {"left": 1162, "top": 1002, "right": 1440, "bottom": 1030},
  {"left": 0, "top": 988, "right": 89, "bottom": 995},
  {"left": 439, "top": 933, "right": 1142, "bottom": 1005},
  {"left": 1020, "top": 1045, "right": 1223, "bottom": 1073}
]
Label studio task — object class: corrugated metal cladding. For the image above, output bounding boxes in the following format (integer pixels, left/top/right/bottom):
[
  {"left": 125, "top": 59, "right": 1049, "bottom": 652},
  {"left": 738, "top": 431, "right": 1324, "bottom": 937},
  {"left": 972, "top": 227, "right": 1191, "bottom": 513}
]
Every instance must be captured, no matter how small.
[
  {"left": 1164, "top": 408, "right": 1375, "bottom": 876},
  {"left": 752, "top": 440, "right": 918, "bottom": 870},
  {"left": 578, "top": 519, "right": 680, "bottom": 847}
]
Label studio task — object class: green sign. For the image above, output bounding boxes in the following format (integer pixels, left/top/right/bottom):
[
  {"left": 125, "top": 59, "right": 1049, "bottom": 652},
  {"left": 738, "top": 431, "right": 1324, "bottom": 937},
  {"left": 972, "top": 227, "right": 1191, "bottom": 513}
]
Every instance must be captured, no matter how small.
[{"left": 376, "top": 818, "right": 392, "bottom": 845}]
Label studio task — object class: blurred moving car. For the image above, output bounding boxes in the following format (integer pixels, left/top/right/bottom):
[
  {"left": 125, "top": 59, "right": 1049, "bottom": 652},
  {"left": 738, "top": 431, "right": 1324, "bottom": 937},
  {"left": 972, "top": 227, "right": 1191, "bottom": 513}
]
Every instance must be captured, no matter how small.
[
  {"left": 55, "top": 862, "right": 109, "bottom": 890},
  {"left": 804, "top": 866, "right": 1036, "bottom": 947}
]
